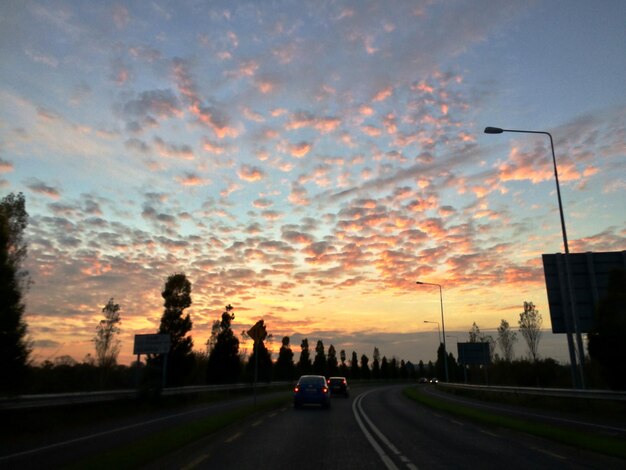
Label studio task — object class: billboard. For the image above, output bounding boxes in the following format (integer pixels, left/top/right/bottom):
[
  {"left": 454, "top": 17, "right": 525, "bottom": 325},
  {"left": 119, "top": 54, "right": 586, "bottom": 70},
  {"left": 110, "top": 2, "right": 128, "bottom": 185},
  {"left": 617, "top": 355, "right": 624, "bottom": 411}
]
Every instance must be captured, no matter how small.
[
  {"left": 457, "top": 342, "right": 491, "bottom": 365},
  {"left": 133, "top": 333, "right": 171, "bottom": 355},
  {"left": 542, "top": 251, "right": 626, "bottom": 334}
]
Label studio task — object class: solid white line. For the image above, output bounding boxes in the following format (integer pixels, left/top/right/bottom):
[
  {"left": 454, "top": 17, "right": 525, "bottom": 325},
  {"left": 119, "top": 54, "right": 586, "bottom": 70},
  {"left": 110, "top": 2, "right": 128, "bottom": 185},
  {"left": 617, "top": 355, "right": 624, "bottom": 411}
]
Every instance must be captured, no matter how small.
[
  {"left": 352, "top": 393, "right": 399, "bottom": 470},
  {"left": 356, "top": 390, "right": 402, "bottom": 456},
  {"left": 0, "top": 405, "right": 209, "bottom": 461}
]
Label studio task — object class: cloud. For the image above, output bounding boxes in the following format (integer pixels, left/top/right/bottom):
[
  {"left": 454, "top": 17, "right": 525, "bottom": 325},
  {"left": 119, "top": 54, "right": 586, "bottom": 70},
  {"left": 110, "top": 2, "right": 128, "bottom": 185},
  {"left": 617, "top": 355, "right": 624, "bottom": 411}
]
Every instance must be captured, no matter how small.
[
  {"left": 25, "top": 178, "right": 61, "bottom": 199},
  {"left": 0, "top": 158, "right": 13, "bottom": 173},
  {"left": 237, "top": 164, "right": 265, "bottom": 182},
  {"left": 172, "top": 58, "right": 240, "bottom": 139},
  {"left": 288, "top": 141, "right": 312, "bottom": 158},
  {"left": 154, "top": 136, "right": 194, "bottom": 160},
  {"left": 176, "top": 172, "right": 208, "bottom": 186}
]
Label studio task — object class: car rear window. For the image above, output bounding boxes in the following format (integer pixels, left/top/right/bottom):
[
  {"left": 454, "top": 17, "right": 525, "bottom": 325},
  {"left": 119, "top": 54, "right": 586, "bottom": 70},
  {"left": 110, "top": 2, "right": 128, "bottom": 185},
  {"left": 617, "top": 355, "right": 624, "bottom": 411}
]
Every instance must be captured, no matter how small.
[{"left": 299, "top": 376, "right": 324, "bottom": 386}]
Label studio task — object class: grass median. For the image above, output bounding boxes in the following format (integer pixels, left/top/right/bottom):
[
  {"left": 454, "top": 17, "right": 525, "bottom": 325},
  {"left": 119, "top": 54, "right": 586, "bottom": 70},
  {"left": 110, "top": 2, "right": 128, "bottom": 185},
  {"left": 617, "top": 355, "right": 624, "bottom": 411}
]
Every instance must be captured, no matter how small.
[
  {"left": 403, "top": 386, "right": 625, "bottom": 459},
  {"left": 404, "top": 387, "right": 626, "bottom": 458},
  {"left": 67, "top": 394, "right": 291, "bottom": 470}
]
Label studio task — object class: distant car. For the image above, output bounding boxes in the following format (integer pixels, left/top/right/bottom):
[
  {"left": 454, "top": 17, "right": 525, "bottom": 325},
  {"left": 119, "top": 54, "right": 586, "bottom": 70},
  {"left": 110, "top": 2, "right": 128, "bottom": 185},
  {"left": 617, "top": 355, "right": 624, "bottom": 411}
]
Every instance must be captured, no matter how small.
[
  {"left": 430, "top": 378, "right": 439, "bottom": 383},
  {"left": 418, "top": 377, "right": 429, "bottom": 384},
  {"left": 294, "top": 375, "right": 331, "bottom": 409},
  {"left": 327, "top": 377, "right": 350, "bottom": 397}
]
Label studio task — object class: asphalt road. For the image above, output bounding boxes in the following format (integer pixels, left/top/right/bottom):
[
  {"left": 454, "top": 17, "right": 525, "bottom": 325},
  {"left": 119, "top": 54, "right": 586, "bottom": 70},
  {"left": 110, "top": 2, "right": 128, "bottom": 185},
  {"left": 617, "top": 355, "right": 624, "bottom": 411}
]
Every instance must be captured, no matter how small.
[
  {"left": 2, "top": 385, "right": 624, "bottom": 469},
  {"left": 171, "top": 385, "right": 625, "bottom": 470}
]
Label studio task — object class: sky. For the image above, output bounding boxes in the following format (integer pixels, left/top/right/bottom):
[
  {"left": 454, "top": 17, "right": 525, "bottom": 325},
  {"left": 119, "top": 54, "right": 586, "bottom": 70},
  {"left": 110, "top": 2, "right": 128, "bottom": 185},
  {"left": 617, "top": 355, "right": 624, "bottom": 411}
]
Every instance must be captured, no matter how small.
[{"left": 1, "top": 0, "right": 624, "bottom": 367}]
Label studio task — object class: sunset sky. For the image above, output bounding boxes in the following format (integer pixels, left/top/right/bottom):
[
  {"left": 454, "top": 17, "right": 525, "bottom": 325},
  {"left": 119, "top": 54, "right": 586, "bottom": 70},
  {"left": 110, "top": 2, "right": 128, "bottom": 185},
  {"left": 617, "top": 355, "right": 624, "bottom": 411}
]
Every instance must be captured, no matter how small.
[{"left": 1, "top": 1, "right": 624, "bottom": 366}]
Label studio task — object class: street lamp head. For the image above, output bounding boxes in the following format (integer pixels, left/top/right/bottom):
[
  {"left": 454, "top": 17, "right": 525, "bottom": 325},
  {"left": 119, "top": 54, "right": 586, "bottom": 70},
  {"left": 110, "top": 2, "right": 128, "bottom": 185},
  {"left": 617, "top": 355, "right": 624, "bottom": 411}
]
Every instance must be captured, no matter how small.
[
  {"left": 415, "top": 281, "right": 424, "bottom": 285},
  {"left": 484, "top": 126, "right": 504, "bottom": 134}
]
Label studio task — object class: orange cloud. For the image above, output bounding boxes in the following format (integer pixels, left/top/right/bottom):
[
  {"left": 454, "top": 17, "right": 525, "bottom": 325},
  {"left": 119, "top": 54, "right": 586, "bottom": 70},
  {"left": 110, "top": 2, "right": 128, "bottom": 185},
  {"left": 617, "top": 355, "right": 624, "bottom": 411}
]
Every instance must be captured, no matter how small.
[
  {"left": 238, "top": 164, "right": 265, "bottom": 182},
  {"left": 289, "top": 141, "right": 312, "bottom": 158}
]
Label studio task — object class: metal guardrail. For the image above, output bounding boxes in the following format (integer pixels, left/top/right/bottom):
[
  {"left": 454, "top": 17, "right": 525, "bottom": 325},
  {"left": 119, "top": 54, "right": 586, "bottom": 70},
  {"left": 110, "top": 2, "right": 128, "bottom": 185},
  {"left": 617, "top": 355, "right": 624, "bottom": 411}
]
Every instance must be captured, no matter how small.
[
  {"left": 4, "top": 381, "right": 625, "bottom": 410},
  {"left": 0, "top": 382, "right": 290, "bottom": 410},
  {"left": 437, "top": 382, "right": 626, "bottom": 401}
]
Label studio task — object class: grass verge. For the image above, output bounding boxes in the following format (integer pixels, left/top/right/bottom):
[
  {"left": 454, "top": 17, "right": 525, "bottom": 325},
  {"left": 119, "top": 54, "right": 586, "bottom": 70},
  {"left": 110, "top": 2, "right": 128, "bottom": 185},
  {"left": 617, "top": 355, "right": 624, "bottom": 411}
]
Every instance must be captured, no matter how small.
[
  {"left": 403, "top": 387, "right": 625, "bottom": 459},
  {"left": 67, "top": 394, "right": 291, "bottom": 470}
]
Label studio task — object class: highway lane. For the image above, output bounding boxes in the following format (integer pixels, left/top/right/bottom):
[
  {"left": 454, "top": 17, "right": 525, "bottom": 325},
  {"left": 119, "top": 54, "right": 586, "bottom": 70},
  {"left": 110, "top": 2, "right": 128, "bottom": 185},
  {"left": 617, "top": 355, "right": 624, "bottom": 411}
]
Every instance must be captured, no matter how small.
[
  {"left": 0, "top": 391, "right": 290, "bottom": 469},
  {"left": 175, "top": 385, "right": 625, "bottom": 469}
]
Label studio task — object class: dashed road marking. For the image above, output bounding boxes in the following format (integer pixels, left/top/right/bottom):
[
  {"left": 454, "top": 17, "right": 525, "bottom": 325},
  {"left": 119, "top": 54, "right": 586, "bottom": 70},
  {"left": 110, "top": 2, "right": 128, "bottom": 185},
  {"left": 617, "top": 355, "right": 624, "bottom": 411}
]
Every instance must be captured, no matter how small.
[
  {"left": 181, "top": 453, "right": 210, "bottom": 470},
  {"left": 224, "top": 432, "right": 242, "bottom": 443},
  {"left": 532, "top": 447, "right": 567, "bottom": 460}
]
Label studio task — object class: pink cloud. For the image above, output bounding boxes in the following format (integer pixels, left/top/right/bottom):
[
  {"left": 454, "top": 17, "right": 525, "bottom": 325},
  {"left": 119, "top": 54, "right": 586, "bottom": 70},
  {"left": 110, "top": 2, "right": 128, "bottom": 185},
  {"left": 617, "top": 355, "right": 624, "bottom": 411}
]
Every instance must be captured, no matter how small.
[
  {"left": 238, "top": 164, "right": 265, "bottom": 182},
  {"left": 373, "top": 86, "right": 393, "bottom": 102},
  {"left": 288, "top": 141, "right": 312, "bottom": 158}
]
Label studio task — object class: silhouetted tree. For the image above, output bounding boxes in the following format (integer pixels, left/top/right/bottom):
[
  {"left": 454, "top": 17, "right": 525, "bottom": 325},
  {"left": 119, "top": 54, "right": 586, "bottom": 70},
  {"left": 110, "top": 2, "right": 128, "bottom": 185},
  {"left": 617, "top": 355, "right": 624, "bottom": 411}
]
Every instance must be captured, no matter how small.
[
  {"left": 274, "top": 336, "right": 295, "bottom": 380},
  {"left": 371, "top": 347, "right": 381, "bottom": 380},
  {"left": 468, "top": 321, "right": 495, "bottom": 359},
  {"left": 497, "top": 319, "right": 517, "bottom": 362},
  {"left": 247, "top": 337, "right": 272, "bottom": 382},
  {"left": 435, "top": 343, "right": 446, "bottom": 380},
  {"left": 418, "top": 360, "right": 426, "bottom": 378},
  {"left": 380, "top": 356, "right": 389, "bottom": 379},
  {"left": 588, "top": 269, "right": 626, "bottom": 390},
  {"left": 327, "top": 344, "right": 339, "bottom": 377},
  {"left": 360, "top": 354, "right": 370, "bottom": 379},
  {"left": 350, "top": 351, "right": 360, "bottom": 379},
  {"left": 0, "top": 192, "right": 31, "bottom": 392},
  {"left": 390, "top": 357, "right": 399, "bottom": 379},
  {"left": 297, "top": 338, "right": 312, "bottom": 375},
  {"left": 400, "top": 360, "right": 408, "bottom": 379},
  {"left": 205, "top": 319, "right": 220, "bottom": 354},
  {"left": 518, "top": 301, "right": 542, "bottom": 361},
  {"left": 313, "top": 340, "right": 327, "bottom": 376},
  {"left": 155, "top": 273, "right": 194, "bottom": 386},
  {"left": 207, "top": 304, "right": 241, "bottom": 383},
  {"left": 94, "top": 298, "right": 121, "bottom": 368},
  {"left": 339, "top": 349, "right": 348, "bottom": 377},
  {"left": 447, "top": 352, "right": 459, "bottom": 382}
]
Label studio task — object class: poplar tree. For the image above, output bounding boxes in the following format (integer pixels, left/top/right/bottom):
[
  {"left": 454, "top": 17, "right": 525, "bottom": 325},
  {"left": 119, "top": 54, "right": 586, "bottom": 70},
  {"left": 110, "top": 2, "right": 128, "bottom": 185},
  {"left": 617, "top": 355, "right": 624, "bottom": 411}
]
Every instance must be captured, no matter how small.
[
  {"left": 518, "top": 301, "right": 542, "bottom": 361},
  {"left": 297, "top": 338, "right": 312, "bottom": 375},
  {"left": 207, "top": 304, "right": 240, "bottom": 383},
  {"left": 0, "top": 193, "right": 31, "bottom": 392},
  {"left": 313, "top": 340, "right": 326, "bottom": 376},
  {"left": 497, "top": 319, "right": 517, "bottom": 362},
  {"left": 274, "top": 336, "right": 295, "bottom": 380},
  {"left": 158, "top": 273, "right": 194, "bottom": 385},
  {"left": 94, "top": 298, "right": 121, "bottom": 368}
]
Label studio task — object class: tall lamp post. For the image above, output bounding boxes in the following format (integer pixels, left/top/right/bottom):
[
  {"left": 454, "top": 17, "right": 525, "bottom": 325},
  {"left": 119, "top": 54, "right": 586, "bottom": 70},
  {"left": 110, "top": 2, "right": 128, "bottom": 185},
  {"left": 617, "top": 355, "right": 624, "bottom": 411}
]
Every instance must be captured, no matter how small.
[
  {"left": 424, "top": 320, "right": 441, "bottom": 344},
  {"left": 484, "top": 126, "right": 585, "bottom": 389},
  {"left": 416, "top": 281, "right": 449, "bottom": 382}
]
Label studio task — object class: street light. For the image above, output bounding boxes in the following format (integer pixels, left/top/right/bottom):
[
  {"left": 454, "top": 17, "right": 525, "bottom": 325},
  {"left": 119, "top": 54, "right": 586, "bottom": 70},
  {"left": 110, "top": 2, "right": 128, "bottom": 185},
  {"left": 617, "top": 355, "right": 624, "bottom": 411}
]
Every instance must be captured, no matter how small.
[
  {"left": 416, "top": 281, "right": 449, "bottom": 382},
  {"left": 484, "top": 126, "right": 585, "bottom": 389},
  {"left": 424, "top": 320, "right": 441, "bottom": 344}
]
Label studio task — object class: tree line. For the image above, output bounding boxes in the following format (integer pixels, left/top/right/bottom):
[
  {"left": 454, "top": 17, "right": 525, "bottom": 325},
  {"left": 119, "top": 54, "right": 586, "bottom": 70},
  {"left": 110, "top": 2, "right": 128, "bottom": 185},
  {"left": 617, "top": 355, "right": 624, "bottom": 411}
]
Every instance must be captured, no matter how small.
[{"left": 1, "top": 192, "right": 625, "bottom": 393}]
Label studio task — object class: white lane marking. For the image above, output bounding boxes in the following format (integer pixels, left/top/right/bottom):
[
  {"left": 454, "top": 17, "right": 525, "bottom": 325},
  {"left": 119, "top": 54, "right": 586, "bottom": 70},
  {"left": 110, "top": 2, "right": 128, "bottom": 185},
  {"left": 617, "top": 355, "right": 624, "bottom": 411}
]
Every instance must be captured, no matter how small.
[
  {"left": 251, "top": 420, "right": 263, "bottom": 427},
  {"left": 353, "top": 389, "right": 420, "bottom": 470},
  {"left": 531, "top": 446, "right": 567, "bottom": 460},
  {"left": 352, "top": 393, "right": 399, "bottom": 470},
  {"left": 224, "top": 431, "right": 242, "bottom": 443},
  {"left": 0, "top": 404, "right": 215, "bottom": 461},
  {"left": 181, "top": 453, "right": 211, "bottom": 470}
]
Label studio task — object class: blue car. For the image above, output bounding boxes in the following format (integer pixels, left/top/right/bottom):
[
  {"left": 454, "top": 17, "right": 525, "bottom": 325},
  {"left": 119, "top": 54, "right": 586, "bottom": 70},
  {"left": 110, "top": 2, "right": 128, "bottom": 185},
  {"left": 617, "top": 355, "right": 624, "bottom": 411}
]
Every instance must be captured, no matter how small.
[{"left": 293, "top": 375, "right": 331, "bottom": 409}]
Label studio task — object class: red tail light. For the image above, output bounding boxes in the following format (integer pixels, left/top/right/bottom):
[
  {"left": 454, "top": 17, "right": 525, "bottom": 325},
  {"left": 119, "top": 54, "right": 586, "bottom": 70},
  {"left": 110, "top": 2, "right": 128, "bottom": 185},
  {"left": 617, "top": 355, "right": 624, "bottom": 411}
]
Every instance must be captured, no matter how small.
[
  {"left": 322, "top": 387, "right": 328, "bottom": 393},
  {"left": 294, "top": 386, "right": 300, "bottom": 392}
]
